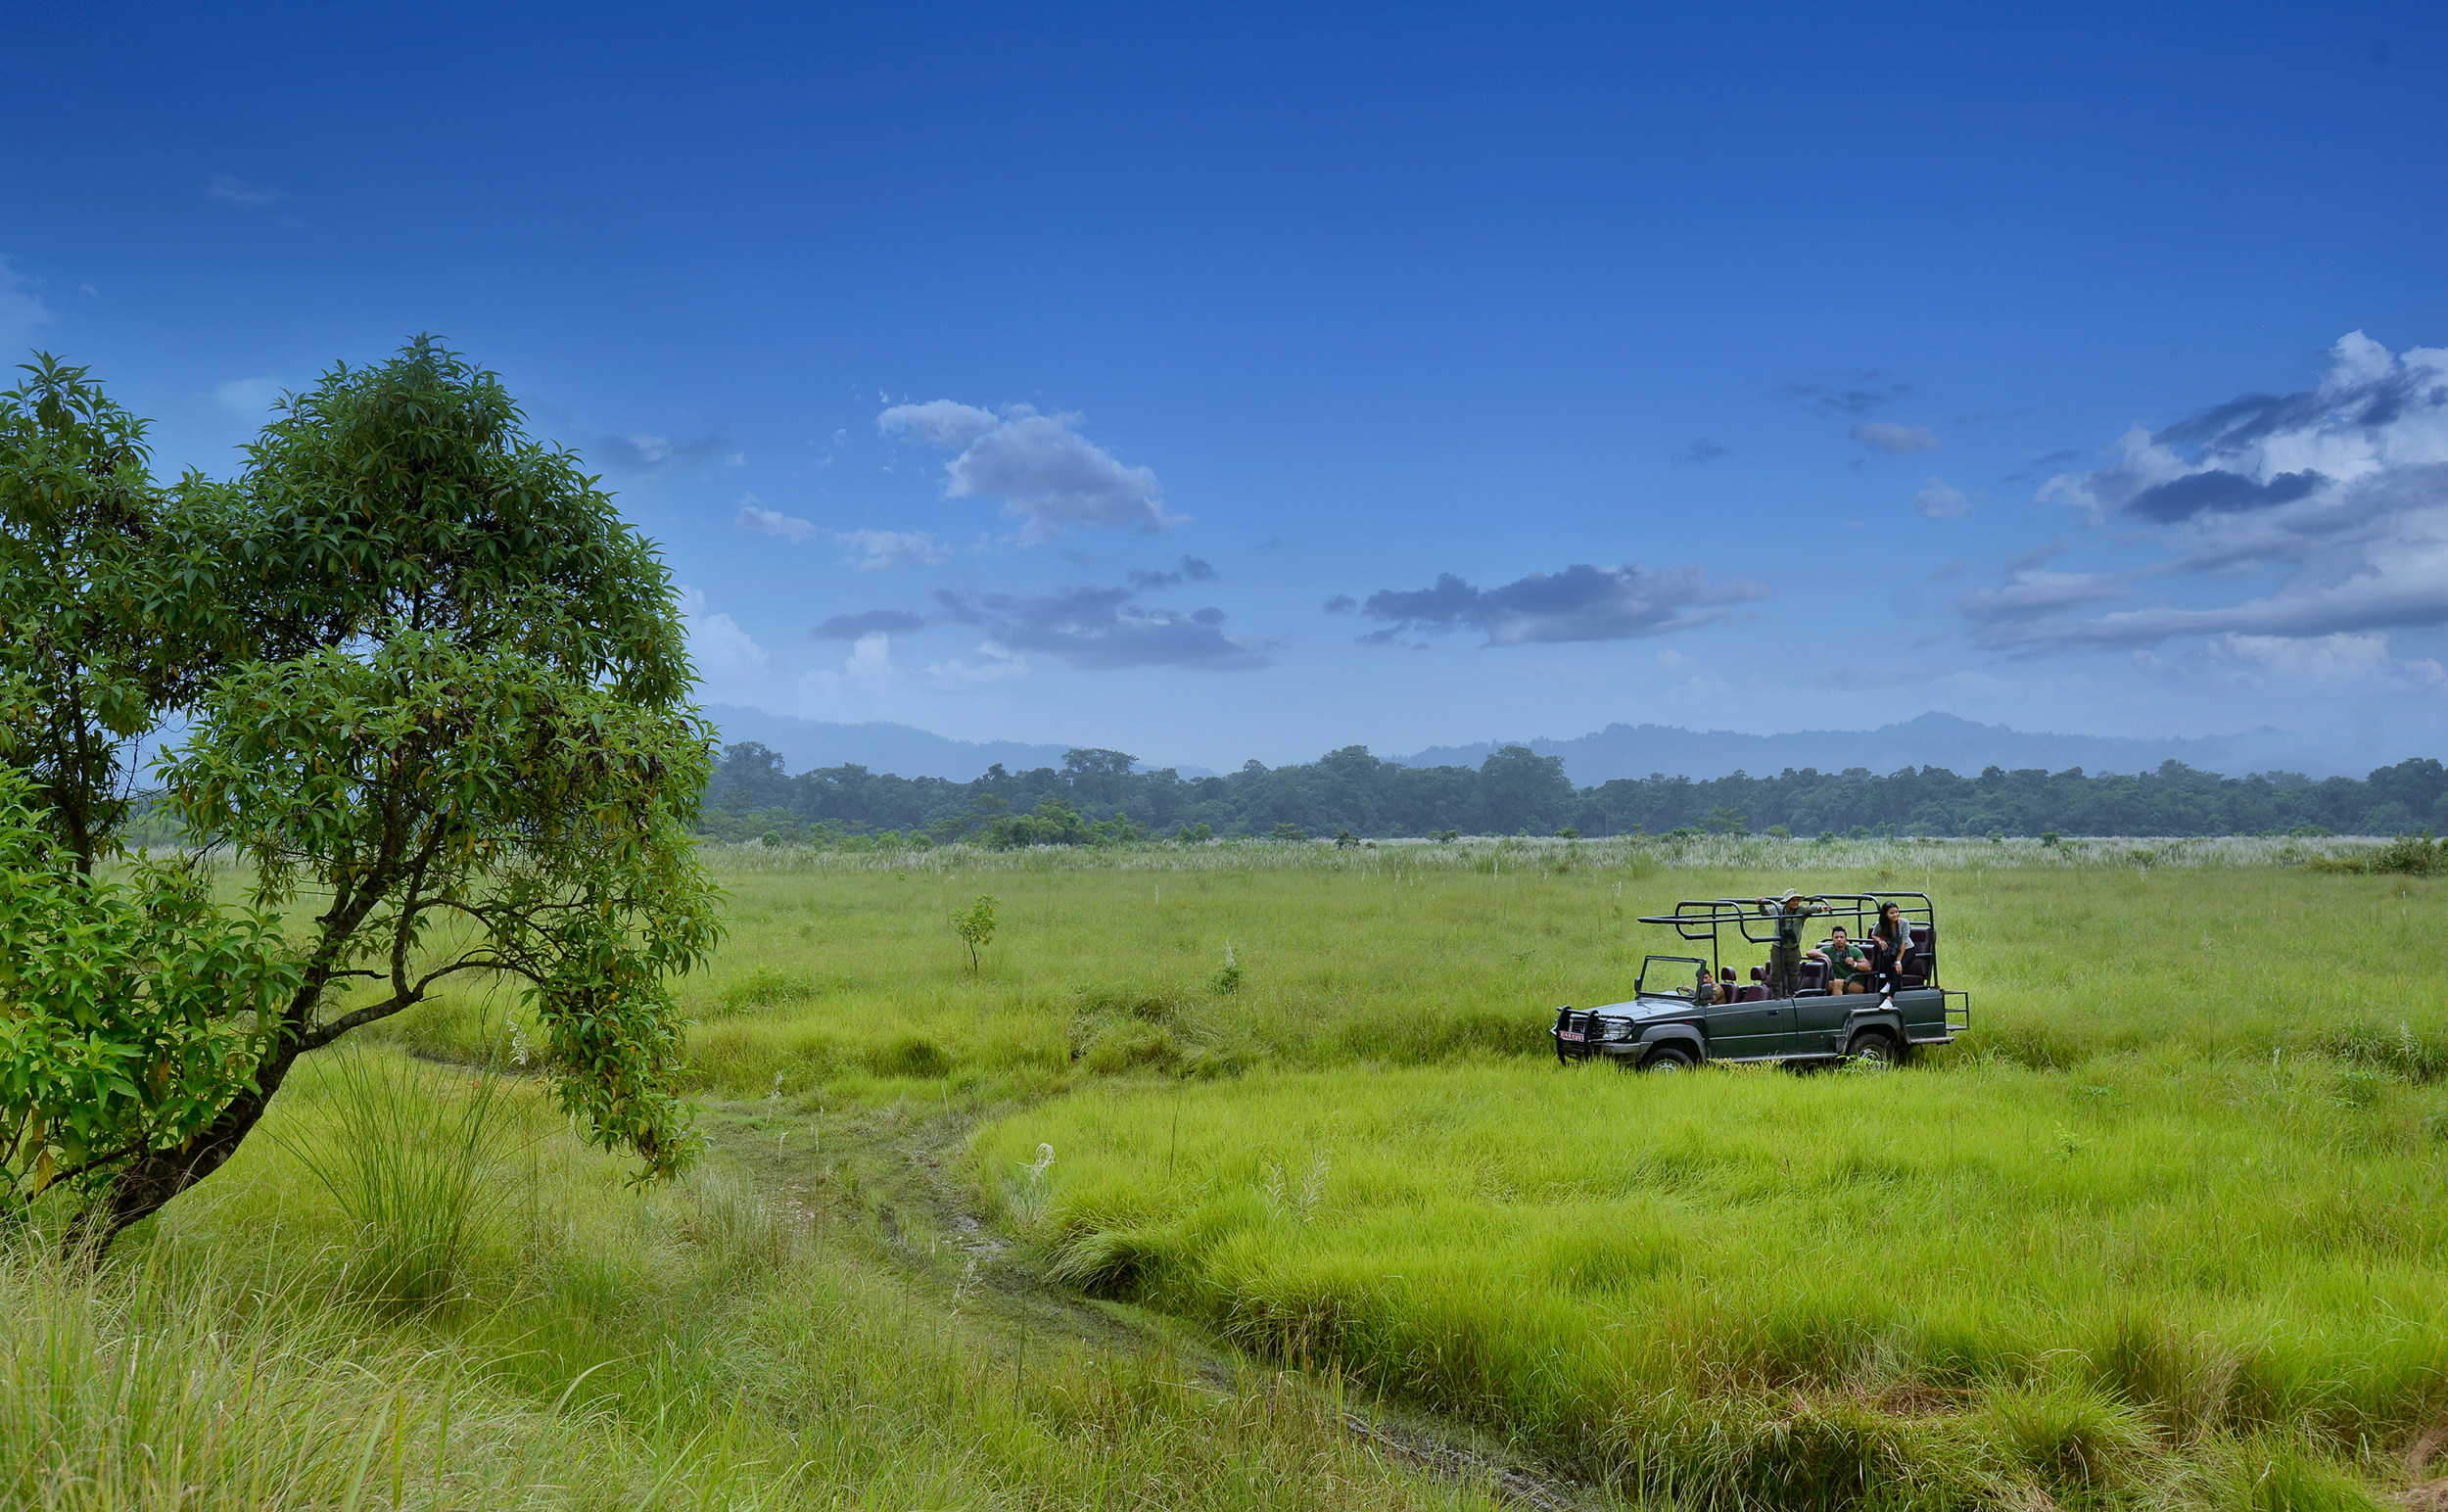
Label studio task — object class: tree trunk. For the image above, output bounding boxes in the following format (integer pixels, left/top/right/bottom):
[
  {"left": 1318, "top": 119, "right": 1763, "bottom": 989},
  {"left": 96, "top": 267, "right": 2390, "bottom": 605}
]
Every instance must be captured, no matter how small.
[{"left": 70, "top": 1048, "right": 302, "bottom": 1256}]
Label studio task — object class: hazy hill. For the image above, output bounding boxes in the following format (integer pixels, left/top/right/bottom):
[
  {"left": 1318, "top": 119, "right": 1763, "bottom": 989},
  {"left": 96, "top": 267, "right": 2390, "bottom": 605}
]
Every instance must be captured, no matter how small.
[
  {"left": 1392, "top": 712, "right": 2355, "bottom": 784},
  {"left": 700, "top": 706, "right": 1216, "bottom": 780}
]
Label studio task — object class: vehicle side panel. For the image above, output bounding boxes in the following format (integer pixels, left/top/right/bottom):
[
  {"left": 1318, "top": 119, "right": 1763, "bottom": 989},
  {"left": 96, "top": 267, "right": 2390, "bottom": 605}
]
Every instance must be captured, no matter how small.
[
  {"left": 1896, "top": 987, "right": 1949, "bottom": 1042},
  {"left": 1706, "top": 996, "right": 1789, "bottom": 1058},
  {"left": 1790, "top": 992, "right": 1852, "bottom": 1057}
]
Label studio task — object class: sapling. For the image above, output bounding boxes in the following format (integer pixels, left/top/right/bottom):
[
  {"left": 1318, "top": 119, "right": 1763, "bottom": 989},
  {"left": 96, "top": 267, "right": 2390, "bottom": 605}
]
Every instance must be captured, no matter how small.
[{"left": 950, "top": 894, "right": 999, "bottom": 973}]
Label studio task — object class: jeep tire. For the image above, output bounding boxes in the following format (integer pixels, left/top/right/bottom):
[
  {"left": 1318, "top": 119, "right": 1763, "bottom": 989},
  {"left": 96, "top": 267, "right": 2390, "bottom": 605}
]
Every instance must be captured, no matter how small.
[
  {"left": 1640, "top": 1044, "right": 1696, "bottom": 1072},
  {"left": 1846, "top": 1029, "right": 1900, "bottom": 1067}
]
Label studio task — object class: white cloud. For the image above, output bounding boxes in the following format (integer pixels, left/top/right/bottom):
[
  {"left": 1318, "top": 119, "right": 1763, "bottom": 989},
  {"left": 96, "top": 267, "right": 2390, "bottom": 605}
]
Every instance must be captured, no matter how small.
[
  {"left": 796, "top": 632, "right": 1027, "bottom": 707},
  {"left": 735, "top": 499, "right": 816, "bottom": 543},
  {"left": 215, "top": 376, "right": 282, "bottom": 417},
  {"left": 1984, "top": 331, "right": 2448, "bottom": 652},
  {"left": 2137, "top": 631, "right": 2448, "bottom": 691},
  {"left": 1956, "top": 569, "right": 2131, "bottom": 626},
  {"left": 879, "top": 400, "right": 1183, "bottom": 542},
  {"left": 206, "top": 175, "right": 284, "bottom": 208},
  {"left": 1852, "top": 421, "right": 1940, "bottom": 454},
  {"left": 921, "top": 641, "right": 1031, "bottom": 688},
  {"left": 676, "top": 587, "right": 771, "bottom": 682},
  {"left": 1913, "top": 478, "right": 1971, "bottom": 519},
  {"left": 877, "top": 400, "right": 1000, "bottom": 449},
  {"left": 2208, "top": 632, "right": 2445, "bottom": 686},
  {"left": 832, "top": 528, "right": 949, "bottom": 571},
  {"left": 0, "top": 257, "right": 54, "bottom": 346}
]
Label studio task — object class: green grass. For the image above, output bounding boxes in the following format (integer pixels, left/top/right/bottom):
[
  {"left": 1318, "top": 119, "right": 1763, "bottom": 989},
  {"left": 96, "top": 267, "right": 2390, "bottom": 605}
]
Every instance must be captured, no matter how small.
[
  {"left": 24, "top": 844, "right": 2445, "bottom": 1507},
  {"left": 7, "top": 1047, "right": 1503, "bottom": 1509},
  {"left": 379, "top": 849, "right": 2446, "bottom": 1101},
  {"left": 980, "top": 1055, "right": 2445, "bottom": 1506}
]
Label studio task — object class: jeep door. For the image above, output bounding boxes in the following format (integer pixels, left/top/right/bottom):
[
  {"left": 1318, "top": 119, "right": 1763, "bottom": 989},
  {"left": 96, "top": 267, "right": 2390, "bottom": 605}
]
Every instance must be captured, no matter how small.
[
  {"left": 1706, "top": 994, "right": 1790, "bottom": 1059},
  {"left": 1790, "top": 992, "right": 1852, "bottom": 1058}
]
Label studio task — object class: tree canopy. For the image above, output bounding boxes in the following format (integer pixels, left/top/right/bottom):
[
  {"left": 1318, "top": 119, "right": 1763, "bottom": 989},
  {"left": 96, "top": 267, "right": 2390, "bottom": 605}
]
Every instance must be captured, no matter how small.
[{"left": 0, "top": 341, "right": 719, "bottom": 1247}]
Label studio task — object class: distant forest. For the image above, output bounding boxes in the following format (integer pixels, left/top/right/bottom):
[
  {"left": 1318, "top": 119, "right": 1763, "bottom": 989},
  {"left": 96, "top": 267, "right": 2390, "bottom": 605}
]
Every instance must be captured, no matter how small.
[{"left": 700, "top": 741, "right": 2448, "bottom": 844}]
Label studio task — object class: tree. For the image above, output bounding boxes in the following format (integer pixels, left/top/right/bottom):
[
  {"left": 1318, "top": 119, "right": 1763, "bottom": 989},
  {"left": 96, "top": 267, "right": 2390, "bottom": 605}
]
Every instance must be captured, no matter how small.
[
  {"left": 0, "top": 356, "right": 235, "bottom": 874},
  {"left": 3, "top": 339, "right": 723, "bottom": 1249}
]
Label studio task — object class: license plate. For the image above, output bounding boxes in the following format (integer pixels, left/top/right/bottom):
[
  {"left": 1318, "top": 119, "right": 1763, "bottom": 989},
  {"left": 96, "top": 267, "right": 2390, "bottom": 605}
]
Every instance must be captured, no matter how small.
[{"left": 1558, "top": 1030, "right": 1585, "bottom": 1042}]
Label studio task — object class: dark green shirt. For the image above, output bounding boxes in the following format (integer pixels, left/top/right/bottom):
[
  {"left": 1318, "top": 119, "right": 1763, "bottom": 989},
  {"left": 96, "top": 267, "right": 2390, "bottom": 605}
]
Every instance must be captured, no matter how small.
[{"left": 1820, "top": 942, "right": 1867, "bottom": 981}]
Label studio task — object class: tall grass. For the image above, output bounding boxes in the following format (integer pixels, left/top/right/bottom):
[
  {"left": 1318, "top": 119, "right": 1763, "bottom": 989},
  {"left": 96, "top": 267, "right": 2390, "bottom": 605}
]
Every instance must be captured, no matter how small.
[
  {"left": 8, "top": 1045, "right": 1505, "bottom": 1510},
  {"left": 277, "top": 1051, "right": 528, "bottom": 1308},
  {"left": 979, "top": 1053, "right": 2443, "bottom": 1506}
]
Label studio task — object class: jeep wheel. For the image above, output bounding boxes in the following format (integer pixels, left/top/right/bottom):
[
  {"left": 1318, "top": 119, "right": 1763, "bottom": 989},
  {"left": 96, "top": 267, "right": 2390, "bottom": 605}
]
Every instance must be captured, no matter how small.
[
  {"left": 1846, "top": 1030, "right": 1899, "bottom": 1067},
  {"left": 1640, "top": 1045, "right": 1696, "bottom": 1073}
]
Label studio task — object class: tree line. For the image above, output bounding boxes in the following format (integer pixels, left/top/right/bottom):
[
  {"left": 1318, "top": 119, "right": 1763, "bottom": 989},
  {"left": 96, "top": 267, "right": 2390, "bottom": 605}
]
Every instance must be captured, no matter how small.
[{"left": 703, "top": 739, "right": 2448, "bottom": 844}]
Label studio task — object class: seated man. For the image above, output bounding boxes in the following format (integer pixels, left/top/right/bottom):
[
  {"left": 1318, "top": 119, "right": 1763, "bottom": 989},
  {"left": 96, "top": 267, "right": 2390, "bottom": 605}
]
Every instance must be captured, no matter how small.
[{"left": 1809, "top": 926, "right": 1872, "bottom": 994}]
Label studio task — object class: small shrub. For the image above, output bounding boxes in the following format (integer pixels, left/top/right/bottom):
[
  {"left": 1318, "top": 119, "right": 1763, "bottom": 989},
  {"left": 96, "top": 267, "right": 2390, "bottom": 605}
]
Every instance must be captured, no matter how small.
[
  {"left": 870, "top": 1034, "right": 954, "bottom": 1079},
  {"left": 2310, "top": 831, "right": 2444, "bottom": 876},
  {"left": 715, "top": 966, "right": 817, "bottom": 1015},
  {"left": 1211, "top": 944, "right": 1243, "bottom": 996}
]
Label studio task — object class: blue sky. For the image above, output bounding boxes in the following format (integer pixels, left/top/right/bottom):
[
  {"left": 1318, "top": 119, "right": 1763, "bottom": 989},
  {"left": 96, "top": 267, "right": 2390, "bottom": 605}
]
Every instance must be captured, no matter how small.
[{"left": 8, "top": 2, "right": 2447, "bottom": 773}]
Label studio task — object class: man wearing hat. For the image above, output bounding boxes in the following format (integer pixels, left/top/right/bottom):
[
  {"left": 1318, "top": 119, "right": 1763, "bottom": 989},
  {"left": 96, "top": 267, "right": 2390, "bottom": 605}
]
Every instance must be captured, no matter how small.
[{"left": 1756, "top": 888, "right": 1826, "bottom": 999}]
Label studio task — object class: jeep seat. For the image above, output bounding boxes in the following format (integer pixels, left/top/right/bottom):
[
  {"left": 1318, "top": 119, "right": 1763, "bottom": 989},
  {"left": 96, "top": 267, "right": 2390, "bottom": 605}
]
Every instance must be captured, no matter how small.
[{"left": 1899, "top": 924, "right": 1936, "bottom": 987}]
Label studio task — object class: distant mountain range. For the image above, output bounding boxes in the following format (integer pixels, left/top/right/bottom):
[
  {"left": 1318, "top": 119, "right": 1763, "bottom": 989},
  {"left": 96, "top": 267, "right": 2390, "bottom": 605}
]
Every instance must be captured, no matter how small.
[
  {"left": 705, "top": 706, "right": 2392, "bottom": 785},
  {"left": 701, "top": 706, "right": 1217, "bottom": 781},
  {"left": 1390, "top": 712, "right": 2364, "bottom": 784}
]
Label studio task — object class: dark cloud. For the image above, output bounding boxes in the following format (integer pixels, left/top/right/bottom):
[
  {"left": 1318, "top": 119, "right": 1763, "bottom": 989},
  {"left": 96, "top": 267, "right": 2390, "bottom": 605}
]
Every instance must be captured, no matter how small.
[
  {"left": 933, "top": 585, "right": 1266, "bottom": 671},
  {"left": 814, "top": 609, "right": 928, "bottom": 640},
  {"left": 1125, "top": 554, "right": 1221, "bottom": 591},
  {"left": 1322, "top": 593, "right": 1357, "bottom": 614},
  {"left": 1991, "top": 333, "right": 2448, "bottom": 650},
  {"left": 1674, "top": 438, "right": 1728, "bottom": 464},
  {"left": 2125, "top": 468, "right": 2327, "bottom": 523},
  {"left": 1358, "top": 563, "right": 1765, "bottom": 646},
  {"left": 1783, "top": 373, "right": 1910, "bottom": 418},
  {"left": 1852, "top": 421, "right": 1941, "bottom": 454}
]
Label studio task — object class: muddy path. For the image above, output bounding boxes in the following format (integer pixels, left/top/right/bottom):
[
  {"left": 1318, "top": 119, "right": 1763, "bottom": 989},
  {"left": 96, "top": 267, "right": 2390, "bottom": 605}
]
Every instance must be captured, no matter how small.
[{"left": 701, "top": 1090, "right": 1614, "bottom": 1512}]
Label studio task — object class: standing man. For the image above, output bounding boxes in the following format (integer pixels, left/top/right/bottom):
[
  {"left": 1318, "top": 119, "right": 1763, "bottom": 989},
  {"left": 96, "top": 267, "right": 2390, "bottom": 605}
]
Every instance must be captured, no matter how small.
[{"left": 1756, "top": 889, "right": 1825, "bottom": 998}]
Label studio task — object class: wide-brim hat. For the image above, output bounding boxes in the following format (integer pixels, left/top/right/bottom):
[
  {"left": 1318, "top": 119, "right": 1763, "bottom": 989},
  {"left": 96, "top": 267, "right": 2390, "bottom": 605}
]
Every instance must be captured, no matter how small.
[{"left": 1776, "top": 888, "right": 1803, "bottom": 902}]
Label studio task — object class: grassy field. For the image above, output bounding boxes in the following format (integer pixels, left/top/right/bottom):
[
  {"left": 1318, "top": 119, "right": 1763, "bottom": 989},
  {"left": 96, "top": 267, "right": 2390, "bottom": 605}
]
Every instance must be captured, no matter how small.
[
  {"left": 15, "top": 838, "right": 2445, "bottom": 1508},
  {"left": 6, "top": 1050, "right": 1505, "bottom": 1510}
]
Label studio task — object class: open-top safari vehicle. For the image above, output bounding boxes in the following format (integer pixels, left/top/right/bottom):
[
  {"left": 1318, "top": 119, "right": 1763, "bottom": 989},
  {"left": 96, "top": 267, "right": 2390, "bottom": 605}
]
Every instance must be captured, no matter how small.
[{"left": 1552, "top": 892, "right": 1970, "bottom": 1070}]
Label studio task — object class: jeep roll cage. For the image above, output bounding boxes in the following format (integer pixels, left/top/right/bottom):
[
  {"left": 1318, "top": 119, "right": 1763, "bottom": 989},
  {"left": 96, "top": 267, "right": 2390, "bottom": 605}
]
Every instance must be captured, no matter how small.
[{"left": 1632, "top": 891, "right": 1944, "bottom": 996}]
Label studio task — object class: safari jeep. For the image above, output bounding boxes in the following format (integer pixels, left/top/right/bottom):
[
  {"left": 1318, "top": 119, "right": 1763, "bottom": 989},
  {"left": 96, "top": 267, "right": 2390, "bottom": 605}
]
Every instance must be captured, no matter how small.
[{"left": 1551, "top": 891, "right": 1969, "bottom": 1070}]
